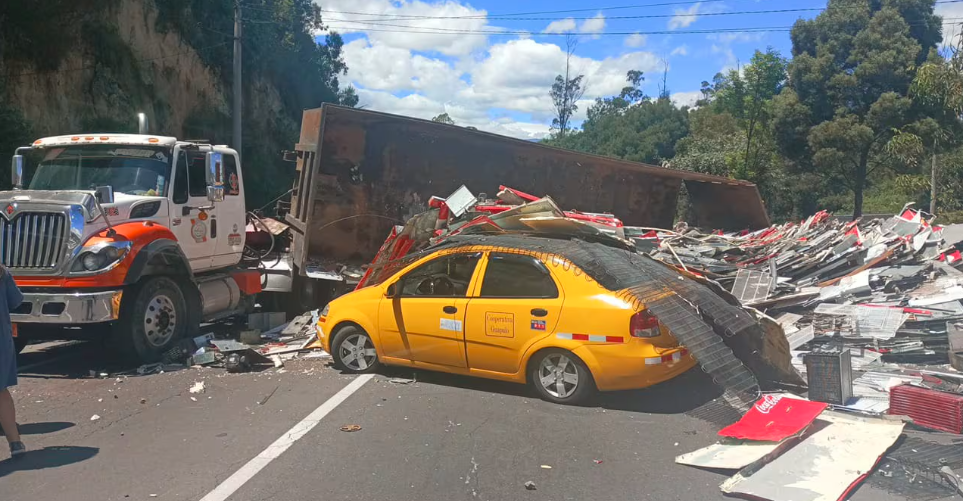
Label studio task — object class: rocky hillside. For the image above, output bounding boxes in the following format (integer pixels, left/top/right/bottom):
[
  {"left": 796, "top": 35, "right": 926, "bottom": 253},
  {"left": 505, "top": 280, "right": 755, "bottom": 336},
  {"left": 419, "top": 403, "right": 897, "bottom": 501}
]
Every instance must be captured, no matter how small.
[{"left": 0, "top": 0, "right": 356, "bottom": 209}]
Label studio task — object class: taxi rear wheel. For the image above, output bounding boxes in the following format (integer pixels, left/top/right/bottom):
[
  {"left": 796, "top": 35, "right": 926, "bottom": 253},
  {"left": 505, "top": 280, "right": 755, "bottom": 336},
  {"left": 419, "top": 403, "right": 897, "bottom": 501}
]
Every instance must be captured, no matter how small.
[
  {"left": 530, "top": 349, "right": 594, "bottom": 405},
  {"left": 332, "top": 326, "right": 381, "bottom": 374}
]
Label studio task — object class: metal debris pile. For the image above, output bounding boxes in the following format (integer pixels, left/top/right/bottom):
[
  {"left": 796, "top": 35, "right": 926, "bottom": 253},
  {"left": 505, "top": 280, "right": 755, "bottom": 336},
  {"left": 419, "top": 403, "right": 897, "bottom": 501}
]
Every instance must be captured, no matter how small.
[
  {"left": 642, "top": 205, "right": 963, "bottom": 385},
  {"left": 147, "top": 310, "right": 329, "bottom": 374}
]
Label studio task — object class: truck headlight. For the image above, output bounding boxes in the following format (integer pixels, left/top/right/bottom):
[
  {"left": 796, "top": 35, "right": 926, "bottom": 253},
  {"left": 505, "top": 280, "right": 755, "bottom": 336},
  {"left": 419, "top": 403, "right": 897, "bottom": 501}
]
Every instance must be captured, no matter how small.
[{"left": 71, "top": 242, "right": 132, "bottom": 274}]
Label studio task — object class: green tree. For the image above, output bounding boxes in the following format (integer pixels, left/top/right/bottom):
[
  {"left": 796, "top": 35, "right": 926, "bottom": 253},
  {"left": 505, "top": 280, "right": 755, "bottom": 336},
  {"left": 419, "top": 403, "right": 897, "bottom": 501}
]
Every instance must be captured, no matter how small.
[
  {"left": 772, "top": 0, "right": 941, "bottom": 218},
  {"left": 549, "top": 35, "right": 585, "bottom": 138},
  {"left": 431, "top": 113, "right": 455, "bottom": 125},
  {"left": 711, "top": 48, "right": 787, "bottom": 183}
]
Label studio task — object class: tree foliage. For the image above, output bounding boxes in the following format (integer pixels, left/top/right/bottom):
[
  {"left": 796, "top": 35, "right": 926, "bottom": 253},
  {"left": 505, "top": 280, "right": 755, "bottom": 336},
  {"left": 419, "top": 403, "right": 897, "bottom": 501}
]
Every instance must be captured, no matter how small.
[
  {"left": 549, "top": 35, "right": 585, "bottom": 138},
  {"left": 772, "top": 0, "right": 940, "bottom": 217},
  {"left": 431, "top": 113, "right": 455, "bottom": 125},
  {"left": 545, "top": 70, "right": 688, "bottom": 165}
]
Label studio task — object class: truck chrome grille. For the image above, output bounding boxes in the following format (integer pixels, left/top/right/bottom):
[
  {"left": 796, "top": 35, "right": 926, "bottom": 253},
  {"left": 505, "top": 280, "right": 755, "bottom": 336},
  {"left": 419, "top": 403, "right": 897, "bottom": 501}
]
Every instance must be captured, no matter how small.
[{"left": 0, "top": 212, "right": 67, "bottom": 270}]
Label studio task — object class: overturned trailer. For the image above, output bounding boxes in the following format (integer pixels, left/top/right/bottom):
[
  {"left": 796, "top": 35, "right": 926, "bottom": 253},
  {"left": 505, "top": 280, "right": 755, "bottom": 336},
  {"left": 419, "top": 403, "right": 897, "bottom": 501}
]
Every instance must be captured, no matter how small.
[{"left": 284, "top": 105, "right": 770, "bottom": 269}]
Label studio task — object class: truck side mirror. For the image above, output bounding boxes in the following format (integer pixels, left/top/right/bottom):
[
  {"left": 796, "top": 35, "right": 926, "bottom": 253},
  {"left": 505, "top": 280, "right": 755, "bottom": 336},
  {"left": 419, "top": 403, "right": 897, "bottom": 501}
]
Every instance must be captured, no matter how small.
[
  {"left": 94, "top": 186, "right": 115, "bottom": 204},
  {"left": 205, "top": 152, "right": 225, "bottom": 203},
  {"left": 11, "top": 154, "right": 23, "bottom": 189}
]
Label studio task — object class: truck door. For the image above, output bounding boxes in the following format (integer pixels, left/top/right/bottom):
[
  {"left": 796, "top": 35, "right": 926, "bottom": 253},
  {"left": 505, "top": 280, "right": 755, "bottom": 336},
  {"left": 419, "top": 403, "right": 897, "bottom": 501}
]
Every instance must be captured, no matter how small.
[
  {"left": 212, "top": 150, "right": 245, "bottom": 268},
  {"left": 169, "top": 146, "right": 217, "bottom": 272},
  {"left": 463, "top": 253, "right": 565, "bottom": 375}
]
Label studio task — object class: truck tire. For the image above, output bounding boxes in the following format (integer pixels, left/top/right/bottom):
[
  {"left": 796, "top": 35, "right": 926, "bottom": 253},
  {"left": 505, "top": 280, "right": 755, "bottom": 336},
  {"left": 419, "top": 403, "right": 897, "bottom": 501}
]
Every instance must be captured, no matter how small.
[{"left": 112, "top": 276, "right": 188, "bottom": 363}]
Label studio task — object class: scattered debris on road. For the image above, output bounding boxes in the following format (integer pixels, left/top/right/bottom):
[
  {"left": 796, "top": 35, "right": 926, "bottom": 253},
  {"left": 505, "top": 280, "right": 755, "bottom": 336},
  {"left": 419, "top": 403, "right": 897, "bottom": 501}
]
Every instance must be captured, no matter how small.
[
  {"left": 90, "top": 414, "right": 100, "bottom": 421},
  {"left": 339, "top": 425, "right": 362, "bottom": 432},
  {"left": 188, "top": 381, "right": 205, "bottom": 394},
  {"left": 524, "top": 481, "right": 536, "bottom": 491}
]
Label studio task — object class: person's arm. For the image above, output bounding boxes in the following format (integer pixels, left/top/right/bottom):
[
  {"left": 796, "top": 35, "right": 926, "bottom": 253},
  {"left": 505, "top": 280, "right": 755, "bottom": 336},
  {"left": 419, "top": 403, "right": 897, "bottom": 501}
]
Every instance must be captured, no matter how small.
[{"left": 3, "top": 271, "right": 22, "bottom": 310}]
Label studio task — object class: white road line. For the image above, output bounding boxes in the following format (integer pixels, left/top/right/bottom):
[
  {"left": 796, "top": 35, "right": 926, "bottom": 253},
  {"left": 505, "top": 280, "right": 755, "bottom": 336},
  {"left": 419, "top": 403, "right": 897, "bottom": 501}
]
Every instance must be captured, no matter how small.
[{"left": 199, "top": 374, "right": 374, "bottom": 501}]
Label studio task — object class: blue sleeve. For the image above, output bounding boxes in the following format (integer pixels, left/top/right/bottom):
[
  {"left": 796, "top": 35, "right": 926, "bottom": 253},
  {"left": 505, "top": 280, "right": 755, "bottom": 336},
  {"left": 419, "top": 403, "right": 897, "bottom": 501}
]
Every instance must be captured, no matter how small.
[{"left": 4, "top": 272, "right": 22, "bottom": 310}]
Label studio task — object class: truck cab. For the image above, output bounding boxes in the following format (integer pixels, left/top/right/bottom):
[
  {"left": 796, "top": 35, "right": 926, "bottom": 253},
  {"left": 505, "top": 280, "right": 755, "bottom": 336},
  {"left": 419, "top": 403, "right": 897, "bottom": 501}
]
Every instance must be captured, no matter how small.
[{"left": 5, "top": 133, "right": 259, "bottom": 361}]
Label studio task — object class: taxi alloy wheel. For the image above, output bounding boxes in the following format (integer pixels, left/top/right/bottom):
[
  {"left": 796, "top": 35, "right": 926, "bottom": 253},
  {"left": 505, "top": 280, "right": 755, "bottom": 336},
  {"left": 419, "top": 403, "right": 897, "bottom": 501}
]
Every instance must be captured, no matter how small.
[
  {"left": 531, "top": 349, "right": 594, "bottom": 405},
  {"left": 333, "top": 326, "right": 380, "bottom": 374}
]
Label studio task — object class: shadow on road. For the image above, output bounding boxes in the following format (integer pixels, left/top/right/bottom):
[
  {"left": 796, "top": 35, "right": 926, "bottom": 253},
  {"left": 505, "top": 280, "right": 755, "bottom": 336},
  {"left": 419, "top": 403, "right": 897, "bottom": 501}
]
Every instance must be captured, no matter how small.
[
  {"left": 0, "top": 422, "right": 75, "bottom": 437},
  {"left": 0, "top": 446, "right": 99, "bottom": 478},
  {"left": 595, "top": 369, "right": 724, "bottom": 414},
  {"left": 374, "top": 365, "right": 724, "bottom": 416}
]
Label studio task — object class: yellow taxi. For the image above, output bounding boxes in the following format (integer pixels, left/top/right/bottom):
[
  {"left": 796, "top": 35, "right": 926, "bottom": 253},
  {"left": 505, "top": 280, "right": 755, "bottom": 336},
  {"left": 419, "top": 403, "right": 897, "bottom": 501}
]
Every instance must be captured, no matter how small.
[{"left": 316, "top": 236, "right": 695, "bottom": 404}]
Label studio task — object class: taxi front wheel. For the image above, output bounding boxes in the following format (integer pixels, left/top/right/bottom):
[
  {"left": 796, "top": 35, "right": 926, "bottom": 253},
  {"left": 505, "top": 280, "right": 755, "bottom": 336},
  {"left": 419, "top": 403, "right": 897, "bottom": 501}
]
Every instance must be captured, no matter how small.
[
  {"left": 332, "top": 326, "right": 381, "bottom": 374},
  {"left": 530, "top": 349, "right": 595, "bottom": 405}
]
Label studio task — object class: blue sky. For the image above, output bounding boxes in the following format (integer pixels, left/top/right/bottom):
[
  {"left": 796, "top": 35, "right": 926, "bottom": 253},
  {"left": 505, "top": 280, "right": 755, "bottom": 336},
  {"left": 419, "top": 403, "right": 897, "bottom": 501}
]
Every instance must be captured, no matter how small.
[{"left": 314, "top": 0, "right": 961, "bottom": 139}]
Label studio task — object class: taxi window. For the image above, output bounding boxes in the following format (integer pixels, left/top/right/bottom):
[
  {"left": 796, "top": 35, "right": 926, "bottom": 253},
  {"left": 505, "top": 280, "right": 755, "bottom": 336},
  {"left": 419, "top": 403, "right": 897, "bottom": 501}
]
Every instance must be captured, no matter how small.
[
  {"left": 400, "top": 253, "right": 481, "bottom": 297},
  {"left": 480, "top": 253, "right": 559, "bottom": 298}
]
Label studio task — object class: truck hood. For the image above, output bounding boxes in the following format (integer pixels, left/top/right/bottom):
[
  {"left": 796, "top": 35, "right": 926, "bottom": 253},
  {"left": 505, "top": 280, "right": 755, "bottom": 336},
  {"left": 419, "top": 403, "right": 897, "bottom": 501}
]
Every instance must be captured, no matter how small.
[{"left": 0, "top": 190, "right": 165, "bottom": 222}]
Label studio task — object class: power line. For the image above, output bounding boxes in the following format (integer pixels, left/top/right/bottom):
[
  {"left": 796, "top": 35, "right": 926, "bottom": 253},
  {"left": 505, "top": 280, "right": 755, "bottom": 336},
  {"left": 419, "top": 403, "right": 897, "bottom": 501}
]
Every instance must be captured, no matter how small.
[
  {"left": 316, "top": 0, "right": 734, "bottom": 20},
  {"left": 316, "top": 0, "right": 963, "bottom": 21},
  {"left": 318, "top": 16, "right": 963, "bottom": 37},
  {"left": 322, "top": 7, "right": 825, "bottom": 25},
  {"left": 322, "top": 24, "right": 792, "bottom": 36}
]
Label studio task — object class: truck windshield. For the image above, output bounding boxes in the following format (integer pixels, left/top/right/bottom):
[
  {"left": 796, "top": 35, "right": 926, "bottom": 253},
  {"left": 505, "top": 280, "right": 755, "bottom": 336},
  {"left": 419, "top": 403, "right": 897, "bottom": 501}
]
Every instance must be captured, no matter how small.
[{"left": 26, "top": 145, "right": 172, "bottom": 197}]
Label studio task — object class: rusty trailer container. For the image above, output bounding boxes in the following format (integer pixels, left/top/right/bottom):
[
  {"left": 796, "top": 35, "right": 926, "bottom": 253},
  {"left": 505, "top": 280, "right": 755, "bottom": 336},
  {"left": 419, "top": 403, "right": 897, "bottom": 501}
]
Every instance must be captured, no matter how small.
[{"left": 284, "top": 104, "right": 770, "bottom": 270}]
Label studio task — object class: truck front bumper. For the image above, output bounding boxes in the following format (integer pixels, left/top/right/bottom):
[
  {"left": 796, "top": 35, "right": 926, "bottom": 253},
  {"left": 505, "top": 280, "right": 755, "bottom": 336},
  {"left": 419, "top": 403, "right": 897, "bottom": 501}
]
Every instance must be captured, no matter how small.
[{"left": 12, "top": 290, "right": 123, "bottom": 324}]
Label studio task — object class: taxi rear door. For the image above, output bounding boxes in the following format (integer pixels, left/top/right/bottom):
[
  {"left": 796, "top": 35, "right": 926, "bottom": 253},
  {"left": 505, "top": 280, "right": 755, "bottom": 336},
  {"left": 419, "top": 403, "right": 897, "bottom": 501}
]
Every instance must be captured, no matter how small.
[{"left": 463, "top": 252, "right": 565, "bottom": 375}]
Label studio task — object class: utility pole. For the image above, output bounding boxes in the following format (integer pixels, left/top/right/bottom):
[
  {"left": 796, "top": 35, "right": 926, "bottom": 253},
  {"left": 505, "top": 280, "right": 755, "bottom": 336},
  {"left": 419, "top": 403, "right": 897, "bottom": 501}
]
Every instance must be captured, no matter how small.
[
  {"left": 233, "top": 0, "right": 242, "bottom": 161},
  {"left": 931, "top": 137, "right": 937, "bottom": 215}
]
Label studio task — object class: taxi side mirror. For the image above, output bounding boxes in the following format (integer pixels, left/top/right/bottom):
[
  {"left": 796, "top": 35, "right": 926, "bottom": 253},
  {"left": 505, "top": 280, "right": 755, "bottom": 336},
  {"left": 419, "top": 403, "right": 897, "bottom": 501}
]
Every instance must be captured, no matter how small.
[{"left": 385, "top": 283, "right": 398, "bottom": 298}]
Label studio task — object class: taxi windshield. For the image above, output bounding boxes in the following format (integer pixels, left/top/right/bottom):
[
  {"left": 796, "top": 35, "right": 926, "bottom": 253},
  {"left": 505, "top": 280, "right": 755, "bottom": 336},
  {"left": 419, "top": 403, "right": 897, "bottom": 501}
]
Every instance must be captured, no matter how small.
[{"left": 27, "top": 144, "right": 172, "bottom": 197}]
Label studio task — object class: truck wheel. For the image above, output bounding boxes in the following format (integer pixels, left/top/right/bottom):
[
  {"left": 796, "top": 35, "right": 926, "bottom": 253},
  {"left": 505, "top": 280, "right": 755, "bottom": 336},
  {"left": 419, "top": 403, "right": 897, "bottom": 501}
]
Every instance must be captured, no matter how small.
[
  {"left": 112, "top": 277, "right": 188, "bottom": 363},
  {"left": 331, "top": 326, "right": 380, "bottom": 374},
  {"left": 530, "top": 349, "right": 595, "bottom": 405}
]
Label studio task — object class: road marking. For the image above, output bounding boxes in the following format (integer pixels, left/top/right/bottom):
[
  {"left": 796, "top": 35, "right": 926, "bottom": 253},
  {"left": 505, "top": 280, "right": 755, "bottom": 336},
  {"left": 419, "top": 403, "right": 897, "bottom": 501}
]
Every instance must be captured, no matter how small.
[{"left": 199, "top": 374, "right": 374, "bottom": 501}]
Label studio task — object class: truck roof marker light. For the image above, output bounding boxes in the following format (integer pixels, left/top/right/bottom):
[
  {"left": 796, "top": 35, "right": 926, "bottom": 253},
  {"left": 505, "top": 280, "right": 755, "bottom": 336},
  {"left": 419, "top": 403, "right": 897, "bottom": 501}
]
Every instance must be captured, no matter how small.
[
  {"left": 33, "top": 140, "right": 42, "bottom": 145},
  {"left": 85, "top": 136, "right": 94, "bottom": 140},
  {"left": 100, "top": 136, "right": 109, "bottom": 141},
  {"left": 71, "top": 137, "right": 80, "bottom": 141},
  {"left": 148, "top": 137, "right": 159, "bottom": 143}
]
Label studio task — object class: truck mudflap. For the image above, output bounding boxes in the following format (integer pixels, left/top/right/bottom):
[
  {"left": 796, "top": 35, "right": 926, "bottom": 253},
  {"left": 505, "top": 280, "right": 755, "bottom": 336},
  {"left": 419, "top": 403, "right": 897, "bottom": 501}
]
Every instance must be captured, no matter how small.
[{"left": 13, "top": 289, "right": 123, "bottom": 324}]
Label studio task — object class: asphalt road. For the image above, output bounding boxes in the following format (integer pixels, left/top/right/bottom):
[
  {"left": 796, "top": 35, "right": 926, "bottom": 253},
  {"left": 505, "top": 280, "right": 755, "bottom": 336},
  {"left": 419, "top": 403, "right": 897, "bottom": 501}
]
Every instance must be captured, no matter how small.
[{"left": 1, "top": 341, "right": 949, "bottom": 501}]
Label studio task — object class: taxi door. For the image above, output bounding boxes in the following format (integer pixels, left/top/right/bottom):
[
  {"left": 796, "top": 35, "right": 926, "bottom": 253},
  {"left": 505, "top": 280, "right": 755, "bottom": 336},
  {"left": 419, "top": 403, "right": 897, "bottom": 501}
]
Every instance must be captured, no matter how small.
[
  {"left": 377, "top": 252, "right": 482, "bottom": 368},
  {"left": 463, "top": 252, "right": 565, "bottom": 375}
]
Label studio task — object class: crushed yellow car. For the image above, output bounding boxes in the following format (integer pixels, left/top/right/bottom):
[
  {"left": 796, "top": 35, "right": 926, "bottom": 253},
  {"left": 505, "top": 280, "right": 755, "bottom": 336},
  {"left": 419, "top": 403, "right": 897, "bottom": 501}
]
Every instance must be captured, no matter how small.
[{"left": 317, "top": 235, "right": 697, "bottom": 404}]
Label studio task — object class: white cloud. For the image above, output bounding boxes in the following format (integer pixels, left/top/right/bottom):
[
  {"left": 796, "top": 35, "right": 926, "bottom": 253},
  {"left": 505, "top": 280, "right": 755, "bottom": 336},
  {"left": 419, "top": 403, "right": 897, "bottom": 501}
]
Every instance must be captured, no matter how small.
[
  {"left": 671, "top": 90, "right": 702, "bottom": 108},
  {"left": 712, "top": 44, "right": 739, "bottom": 73},
  {"left": 543, "top": 18, "right": 577, "bottom": 34},
  {"left": 670, "top": 45, "right": 689, "bottom": 56},
  {"left": 669, "top": 3, "right": 703, "bottom": 30},
  {"left": 624, "top": 33, "right": 648, "bottom": 48},
  {"left": 356, "top": 88, "right": 552, "bottom": 139},
  {"left": 579, "top": 13, "right": 606, "bottom": 34},
  {"left": 326, "top": 1, "right": 667, "bottom": 139},
  {"left": 316, "top": 0, "right": 492, "bottom": 56},
  {"left": 937, "top": 3, "right": 963, "bottom": 48}
]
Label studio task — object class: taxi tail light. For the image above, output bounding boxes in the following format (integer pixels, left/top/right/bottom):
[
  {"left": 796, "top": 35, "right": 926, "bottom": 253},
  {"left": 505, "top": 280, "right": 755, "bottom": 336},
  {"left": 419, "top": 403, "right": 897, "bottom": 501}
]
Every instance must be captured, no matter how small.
[{"left": 630, "top": 310, "right": 660, "bottom": 338}]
